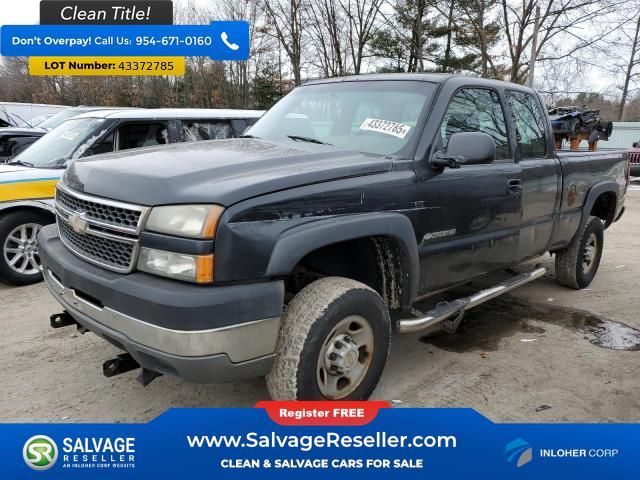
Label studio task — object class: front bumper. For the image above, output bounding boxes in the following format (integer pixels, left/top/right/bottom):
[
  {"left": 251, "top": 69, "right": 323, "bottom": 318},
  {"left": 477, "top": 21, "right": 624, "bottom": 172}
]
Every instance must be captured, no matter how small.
[{"left": 39, "top": 225, "right": 284, "bottom": 383}]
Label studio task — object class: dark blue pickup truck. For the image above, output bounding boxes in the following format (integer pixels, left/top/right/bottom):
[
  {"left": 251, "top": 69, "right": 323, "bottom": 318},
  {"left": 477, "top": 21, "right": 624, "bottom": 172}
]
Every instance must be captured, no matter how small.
[{"left": 39, "top": 74, "right": 629, "bottom": 401}]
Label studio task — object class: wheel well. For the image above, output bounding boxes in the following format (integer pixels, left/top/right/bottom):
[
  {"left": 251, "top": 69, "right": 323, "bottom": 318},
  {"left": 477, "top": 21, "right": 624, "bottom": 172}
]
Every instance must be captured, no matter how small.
[
  {"left": 590, "top": 192, "right": 616, "bottom": 227},
  {"left": 0, "top": 206, "right": 54, "bottom": 222},
  {"left": 283, "top": 236, "right": 408, "bottom": 311}
]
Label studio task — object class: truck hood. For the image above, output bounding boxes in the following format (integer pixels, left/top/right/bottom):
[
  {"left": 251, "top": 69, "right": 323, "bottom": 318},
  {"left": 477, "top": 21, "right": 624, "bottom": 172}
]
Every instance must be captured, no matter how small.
[{"left": 64, "top": 138, "right": 392, "bottom": 206}]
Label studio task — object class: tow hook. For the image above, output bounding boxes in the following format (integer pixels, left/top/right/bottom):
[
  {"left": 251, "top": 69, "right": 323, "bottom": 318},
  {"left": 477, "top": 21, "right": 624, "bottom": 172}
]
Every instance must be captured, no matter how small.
[
  {"left": 137, "top": 368, "right": 163, "bottom": 387},
  {"left": 102, "top": 354, "right": 163, "bottom": 387},
  {"left": 103, "top": 353, "right": 140, "bottom": 378},
  {"left": 50, "top": 312, "right": 90, "bottom": 334},
  {"left": 50, "top": 311, "right": 76, "bottom": 329}
]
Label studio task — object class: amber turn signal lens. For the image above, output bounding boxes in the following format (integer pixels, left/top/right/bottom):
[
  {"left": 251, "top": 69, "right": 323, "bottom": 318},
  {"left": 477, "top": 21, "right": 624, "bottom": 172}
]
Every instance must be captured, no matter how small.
[
  {"left": 202, "top": 206, "right": 225, "bottom": 238},
  {"left": 196, "top": 254, "right": 214, "bottom": 284}
]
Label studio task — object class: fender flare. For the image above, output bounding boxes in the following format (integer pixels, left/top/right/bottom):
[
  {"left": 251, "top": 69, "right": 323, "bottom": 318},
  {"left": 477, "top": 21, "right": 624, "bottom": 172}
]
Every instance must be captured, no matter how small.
[
  {"left": 580, "top": 181, "right": 618, "bottom": 231},
  {"left": 0, "top": 199, "right": 55, "bottom": 215},
  {"left": 266, "top": 212, "right": 419, "bottom": 309}
]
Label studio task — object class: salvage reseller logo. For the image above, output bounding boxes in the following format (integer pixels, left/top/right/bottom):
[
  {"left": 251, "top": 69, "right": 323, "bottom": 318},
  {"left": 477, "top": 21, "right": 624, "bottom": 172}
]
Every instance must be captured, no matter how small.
[
  {"left": 23, "top": 435, "right": 136, "bottom": 470},
  {"left": 23, "top": 435, "right": 58, "bottom": 470}
]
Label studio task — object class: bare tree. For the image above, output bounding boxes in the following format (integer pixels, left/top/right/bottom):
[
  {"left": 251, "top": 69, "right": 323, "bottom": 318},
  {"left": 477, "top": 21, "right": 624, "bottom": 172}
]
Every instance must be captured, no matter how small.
[
  {"left": 618, "top": 12, "right": 640, "bottom": 120},
  {"left": 500, "top": 0, "right": 620, "bottom": 84},
  {"left": 341, "top": 0, "right": 384, "bottom": 74},
  {"left": 307, "top": 0, "right": 350, "bottom": 77},
  {"left": 215, "top": 0, "right": 269, "bottom": 107},
  {"left": 264, "top": 0, "right": 307, "bottom": 85}
]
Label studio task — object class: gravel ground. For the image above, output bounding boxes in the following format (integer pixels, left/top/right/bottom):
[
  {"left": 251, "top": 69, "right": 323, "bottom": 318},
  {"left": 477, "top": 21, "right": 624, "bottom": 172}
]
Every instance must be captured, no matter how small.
[{"left": 1, "top": 188, "right": 639, "bottom": 424}]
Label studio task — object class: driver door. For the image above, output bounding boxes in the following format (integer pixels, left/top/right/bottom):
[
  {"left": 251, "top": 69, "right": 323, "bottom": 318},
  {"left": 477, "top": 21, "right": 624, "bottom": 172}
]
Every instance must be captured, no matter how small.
[{"left": 416, "top": 87, "right": 522, "bottom": 293}]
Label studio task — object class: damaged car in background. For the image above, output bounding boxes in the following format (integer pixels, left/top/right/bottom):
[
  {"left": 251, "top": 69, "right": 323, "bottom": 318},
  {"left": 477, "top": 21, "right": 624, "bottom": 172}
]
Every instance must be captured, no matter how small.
[
  {"left": 0, "top": 106, "right": 142, "bottom": 163},
  {"left": 38, "top": 74, "right": 629, "bottom": 401},
  {"left": 548, "top": 105, "right": 613, "bottom": 143},
  {"left": 0, "top": 108, "right": 263, "bottom": 285}
]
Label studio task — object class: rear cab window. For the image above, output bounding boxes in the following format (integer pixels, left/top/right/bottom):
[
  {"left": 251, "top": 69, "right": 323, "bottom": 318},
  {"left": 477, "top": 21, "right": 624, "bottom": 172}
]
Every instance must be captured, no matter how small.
[{"left": 506, "top": 91, "right": 548, "bottom": 158}]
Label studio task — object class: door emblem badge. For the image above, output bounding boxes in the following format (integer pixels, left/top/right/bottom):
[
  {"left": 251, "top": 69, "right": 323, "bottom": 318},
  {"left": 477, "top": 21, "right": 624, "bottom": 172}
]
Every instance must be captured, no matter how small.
[
  {"left": 68, "top": 212, "right": 89, "bottom": 235},
  {"left": 567, "top": 185, "right": 577, "bottom": 206}
]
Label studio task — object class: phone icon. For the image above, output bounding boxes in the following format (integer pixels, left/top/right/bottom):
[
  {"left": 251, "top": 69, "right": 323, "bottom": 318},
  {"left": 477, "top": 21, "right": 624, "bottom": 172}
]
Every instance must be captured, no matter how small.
[{"left": 220, "top": 32, "right": 240, "bottom": 51}]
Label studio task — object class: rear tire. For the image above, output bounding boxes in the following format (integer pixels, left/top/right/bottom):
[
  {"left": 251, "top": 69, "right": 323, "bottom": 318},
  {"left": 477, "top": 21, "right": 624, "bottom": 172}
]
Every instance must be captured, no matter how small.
[
  {"left": 555, "top": 215, "right": 604, "bottom": 289},
  {"left": 266, "top": 277, "right": 391, "bottom": 400},
  {"left": 0, "top": 211, "right": 52, "bottom": 286}
]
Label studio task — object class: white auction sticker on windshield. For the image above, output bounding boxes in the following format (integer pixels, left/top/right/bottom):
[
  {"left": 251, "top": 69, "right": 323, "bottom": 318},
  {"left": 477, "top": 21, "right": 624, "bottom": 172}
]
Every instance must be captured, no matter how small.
[
  {"left": 359, "top": 118, "right": 411, "bottom": 138},
  {"left": 60, "top": 130, "right": 79, "bottom": 141}
]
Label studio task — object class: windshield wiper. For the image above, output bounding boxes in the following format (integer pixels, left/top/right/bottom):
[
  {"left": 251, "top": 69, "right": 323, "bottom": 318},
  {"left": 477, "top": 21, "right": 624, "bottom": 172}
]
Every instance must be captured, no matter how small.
[
  {"left": 240, "top": 134, "right": 260, "bottom": 139},
  {"left": 287, "top": 135, "right": 332, "bottom": 145},
  {"left": 8, "top": 159, "right": 35, "bottom": 168}
]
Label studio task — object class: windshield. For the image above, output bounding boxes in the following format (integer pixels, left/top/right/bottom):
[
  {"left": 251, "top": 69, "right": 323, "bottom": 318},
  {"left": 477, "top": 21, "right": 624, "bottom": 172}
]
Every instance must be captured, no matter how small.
[
  {"left": 37, "top": 109, "right": 83, "bottom": 130},
  {"left": 18, "top": 114, "right": 51, "bottom": 128},
  {"left": 247, "top": 80, "right": 436, "bottom": 156},
  {"left": 11, "top": 118, "right": 109, "bottom": 169}
]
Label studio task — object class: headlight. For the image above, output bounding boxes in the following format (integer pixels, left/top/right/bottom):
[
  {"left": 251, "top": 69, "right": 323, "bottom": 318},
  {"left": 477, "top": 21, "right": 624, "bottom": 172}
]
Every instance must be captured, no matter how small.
[
  {"left": 145, "top": 204, "right": 224, "bottom": 239},
  {"left": 138, "top": 247, "right": 213, "bottom": 283}
]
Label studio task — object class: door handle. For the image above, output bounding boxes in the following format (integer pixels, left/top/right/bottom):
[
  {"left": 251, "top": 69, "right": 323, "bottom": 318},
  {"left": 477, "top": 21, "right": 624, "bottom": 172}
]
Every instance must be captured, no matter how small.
[{"left": 507, "top": 179, "right": 522, "bottom": 195}]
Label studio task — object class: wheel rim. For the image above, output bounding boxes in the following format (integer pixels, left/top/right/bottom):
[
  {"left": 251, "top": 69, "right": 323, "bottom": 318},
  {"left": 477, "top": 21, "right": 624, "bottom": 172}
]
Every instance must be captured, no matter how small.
[
  {"left": 316, "top": 315, "right": 374, "bottom": 400},
  {"left": 582, "top": 232, "right": 597, "bottom": 275},
  {"left": 3, "top": 223, "right": 43, "bottom": 276}
]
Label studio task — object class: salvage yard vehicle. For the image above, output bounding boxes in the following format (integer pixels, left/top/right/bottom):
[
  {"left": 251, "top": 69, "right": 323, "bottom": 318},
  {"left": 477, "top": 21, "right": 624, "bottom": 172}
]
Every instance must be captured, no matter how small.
[
  {"left": 0, "top": 102, "right": 68, "bottom": 128},
  {"left": 628, "top": 142, "right": 640, "bottom": 176},
  {"left": 548, "top": 105, "right": 613, "bottom": 142},
  {"left": 0, "top": 108, "right": 263, "bottom": 285},
  {"left": 39, "top": 74, "right": 629, "bottom": 401},
  {"left": 0, "top": 106, "right": 141, "bottom": 163}
]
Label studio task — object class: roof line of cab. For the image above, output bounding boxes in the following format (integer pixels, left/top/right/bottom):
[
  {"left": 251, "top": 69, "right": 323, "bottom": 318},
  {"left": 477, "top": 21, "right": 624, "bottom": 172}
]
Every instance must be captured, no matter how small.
[
  {"left": 302, "top": 73, "right": 535, "bottom": 93},
  {"left": 71, "top": 108, "right": 265, "bottom": 120}
]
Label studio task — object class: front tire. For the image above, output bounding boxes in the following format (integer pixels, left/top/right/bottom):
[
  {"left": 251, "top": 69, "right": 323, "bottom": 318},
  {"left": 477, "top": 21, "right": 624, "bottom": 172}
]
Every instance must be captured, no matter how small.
[
  {"left": 266, "top": 277, "right": 391, "bottom": 400},
  {"left": 0, "top": 211, "right": 51, "bottom": 286},
  {"left": 555, "top": 215, "right": 604, "bottom": 289}
]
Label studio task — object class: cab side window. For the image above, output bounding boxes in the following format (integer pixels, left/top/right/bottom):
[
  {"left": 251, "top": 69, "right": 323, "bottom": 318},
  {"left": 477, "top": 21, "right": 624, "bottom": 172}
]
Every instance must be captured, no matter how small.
[
  {"left": 116, "top": 122, "right": 169, "bottom": 150},
  {"left": 182, "top": 121, "right": 233, "bottom": 142},
  {"left": 440, "top": 88, "right": 510, "bottom": 160},
  {"left": 88, "top": 132, "right": 115, "bottom": 156},
  {"left": 506, "top": 91, "right": 547, "bottom": 158}
]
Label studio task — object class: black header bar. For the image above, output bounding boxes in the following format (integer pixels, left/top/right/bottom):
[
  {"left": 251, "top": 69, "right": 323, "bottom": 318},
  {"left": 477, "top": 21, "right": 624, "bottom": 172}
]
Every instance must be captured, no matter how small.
[{"left": 40, "top": 1, "right": 174, "bottom": 25}]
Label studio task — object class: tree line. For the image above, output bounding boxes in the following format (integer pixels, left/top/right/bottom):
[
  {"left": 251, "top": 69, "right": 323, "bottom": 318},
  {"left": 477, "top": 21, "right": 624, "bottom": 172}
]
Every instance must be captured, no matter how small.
[{"left": 0, "top": 0, "right": 639, "bottom": 120}]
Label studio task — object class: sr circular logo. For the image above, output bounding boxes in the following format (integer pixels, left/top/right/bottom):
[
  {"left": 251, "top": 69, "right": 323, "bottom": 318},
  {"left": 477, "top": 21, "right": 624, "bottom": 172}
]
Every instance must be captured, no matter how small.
[{"left": 23, "top": 435, "right": 58, "bottom": 471}]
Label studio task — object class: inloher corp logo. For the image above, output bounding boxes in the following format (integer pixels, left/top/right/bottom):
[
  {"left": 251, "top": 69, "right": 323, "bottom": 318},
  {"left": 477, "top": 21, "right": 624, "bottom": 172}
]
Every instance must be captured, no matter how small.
[
  {"left": 504, "top": 438, "right": 533, "bottom": 468},
  {"left": 23, "top": 435, "right": 58, "bottom": 471}
]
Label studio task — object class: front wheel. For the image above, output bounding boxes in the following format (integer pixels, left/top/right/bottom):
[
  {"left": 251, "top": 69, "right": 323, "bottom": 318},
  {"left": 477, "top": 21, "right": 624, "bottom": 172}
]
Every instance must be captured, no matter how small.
[
  {"left": 0, "top": 211, "right": 51, "bottom": 286},
  {"left": 266, "top": 277, "right": 391, "bottom": 400}
]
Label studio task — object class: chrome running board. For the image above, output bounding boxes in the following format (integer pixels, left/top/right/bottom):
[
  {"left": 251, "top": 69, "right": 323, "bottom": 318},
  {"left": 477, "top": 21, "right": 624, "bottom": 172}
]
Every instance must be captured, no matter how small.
[{"left": 397, "top": 268, "right": 547, "bottom": 333}]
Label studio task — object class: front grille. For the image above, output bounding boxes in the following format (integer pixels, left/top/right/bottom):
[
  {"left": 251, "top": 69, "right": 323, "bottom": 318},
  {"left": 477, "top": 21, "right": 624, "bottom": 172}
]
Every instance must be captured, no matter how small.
[
  {"left": 56, "top": 188, "right": 142, "bottom": 231},
  {"left": 55, "top": 185, "right": 149, "bottom": 273},
  {"left": 59, "top": 220, "right": 134, "bottom": 271},
  {"left": 629, "top": 152, "right": 640, "bottom": 165}
]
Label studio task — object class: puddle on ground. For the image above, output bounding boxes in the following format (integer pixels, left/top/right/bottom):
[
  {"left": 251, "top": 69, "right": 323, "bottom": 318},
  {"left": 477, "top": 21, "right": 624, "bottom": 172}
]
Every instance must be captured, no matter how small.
[{"left": 418, "top": 295, "right": 640, "bottom": 352}]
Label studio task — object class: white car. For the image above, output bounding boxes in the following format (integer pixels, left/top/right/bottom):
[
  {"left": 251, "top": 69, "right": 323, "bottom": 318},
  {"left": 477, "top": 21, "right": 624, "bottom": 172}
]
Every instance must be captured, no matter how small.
[{"left": 0, "top": 108, "right": 263, "bottom": 285}]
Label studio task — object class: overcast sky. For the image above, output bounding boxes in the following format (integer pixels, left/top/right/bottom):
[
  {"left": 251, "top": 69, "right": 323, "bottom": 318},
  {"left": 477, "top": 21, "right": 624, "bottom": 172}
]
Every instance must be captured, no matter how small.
[{"left": 0, "top": 0, "right": 627, "bottom": 97}]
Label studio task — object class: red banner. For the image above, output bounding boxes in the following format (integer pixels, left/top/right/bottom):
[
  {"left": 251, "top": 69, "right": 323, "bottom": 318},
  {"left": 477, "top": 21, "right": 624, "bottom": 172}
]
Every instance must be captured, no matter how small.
[{"left": 255, "top": 401, "right": 391, "bottom": 426}]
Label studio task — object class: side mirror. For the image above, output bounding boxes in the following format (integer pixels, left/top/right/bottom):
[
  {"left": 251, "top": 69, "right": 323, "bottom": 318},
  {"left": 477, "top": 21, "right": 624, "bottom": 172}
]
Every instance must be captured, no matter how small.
[{"left": 431, "top": 132, "right": 497, "bottom": 169}]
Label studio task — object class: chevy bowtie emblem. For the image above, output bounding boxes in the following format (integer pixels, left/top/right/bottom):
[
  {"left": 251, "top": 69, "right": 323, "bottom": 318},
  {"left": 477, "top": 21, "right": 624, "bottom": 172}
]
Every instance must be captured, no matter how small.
[{"left": 68, "top": 212, "right": 89, "bottom": 235}]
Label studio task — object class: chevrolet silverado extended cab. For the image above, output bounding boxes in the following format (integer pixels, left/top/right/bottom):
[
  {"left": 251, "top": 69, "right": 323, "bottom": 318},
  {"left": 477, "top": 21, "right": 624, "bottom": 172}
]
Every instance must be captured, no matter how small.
[{"left": 39, "top": 74, "right": 629, "bottom": 401}]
